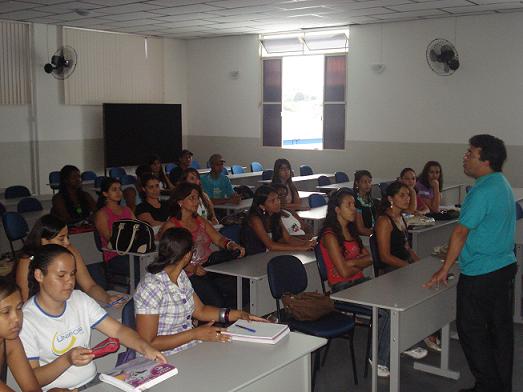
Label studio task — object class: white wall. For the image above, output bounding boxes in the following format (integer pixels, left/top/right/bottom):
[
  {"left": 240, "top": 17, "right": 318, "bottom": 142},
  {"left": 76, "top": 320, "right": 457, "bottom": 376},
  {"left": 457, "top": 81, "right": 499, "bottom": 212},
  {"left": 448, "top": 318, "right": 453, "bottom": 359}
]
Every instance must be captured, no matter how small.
[{"left": 184, "top": 12, "right": 523, "bottom": 186}]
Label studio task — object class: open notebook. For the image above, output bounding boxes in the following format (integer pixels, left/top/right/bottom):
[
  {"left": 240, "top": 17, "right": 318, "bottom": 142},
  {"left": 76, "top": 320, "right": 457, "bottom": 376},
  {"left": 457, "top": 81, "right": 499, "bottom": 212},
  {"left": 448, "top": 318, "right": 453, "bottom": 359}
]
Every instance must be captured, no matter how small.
[{"left": 222, "top": 321, "right": 290, "bottom": 344}]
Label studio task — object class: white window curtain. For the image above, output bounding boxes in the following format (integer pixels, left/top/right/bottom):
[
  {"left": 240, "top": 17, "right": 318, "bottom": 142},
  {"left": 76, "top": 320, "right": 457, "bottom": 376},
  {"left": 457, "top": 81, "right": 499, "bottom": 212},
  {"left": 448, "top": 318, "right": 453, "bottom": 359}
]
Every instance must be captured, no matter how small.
[
  {"left": 0, "top": 21, "right": 31, "bottom": 105},
  {"left": 64, "top": 27, "right": 164, "bottom": 105}
]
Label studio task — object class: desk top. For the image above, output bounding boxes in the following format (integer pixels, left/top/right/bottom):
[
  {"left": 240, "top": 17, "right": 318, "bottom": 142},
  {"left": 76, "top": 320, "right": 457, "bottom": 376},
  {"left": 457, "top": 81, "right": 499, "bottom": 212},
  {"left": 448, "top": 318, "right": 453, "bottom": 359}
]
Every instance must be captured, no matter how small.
[
  {"left": 297, "top": 205, "right": 327, "bottom": 220},
  {"left": 213, "top": 198, "right": 253, "bottom": 211},
  {"left": 88, "top": 332, "right": 325, "bottom": 392},
  {"left": 228, "top": 171, "right": 263, "bottom": 179},
  {"left": 317, "top": 178, "right": 390, "bottom": 191},
  {"left": 258, "top": 173, "right": 334, "bottom": 185},
  {"left": 408, "top": 218, "right": 458, "bottom": 234},
  {"left": 331, "top": 257, "right": 457, "bottom": 311},
  {"left": 205, "top": 251, "right": 316, "bottom": 280}
]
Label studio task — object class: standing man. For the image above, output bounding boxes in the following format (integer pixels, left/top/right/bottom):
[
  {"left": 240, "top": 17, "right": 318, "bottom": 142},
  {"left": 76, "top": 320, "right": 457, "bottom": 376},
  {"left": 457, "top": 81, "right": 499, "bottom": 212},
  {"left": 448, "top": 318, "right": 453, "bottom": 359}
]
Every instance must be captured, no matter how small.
[{"left": 425, "top": 134, "right": 516, "bottom": 392}]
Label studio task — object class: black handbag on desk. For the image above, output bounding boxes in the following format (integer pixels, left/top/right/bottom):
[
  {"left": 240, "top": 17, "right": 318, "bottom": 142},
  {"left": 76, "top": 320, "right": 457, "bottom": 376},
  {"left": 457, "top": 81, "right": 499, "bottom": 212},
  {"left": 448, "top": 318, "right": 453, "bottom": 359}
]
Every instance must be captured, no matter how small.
[{"left": 108, "top": 219, "right": 155, "bottom": 255}]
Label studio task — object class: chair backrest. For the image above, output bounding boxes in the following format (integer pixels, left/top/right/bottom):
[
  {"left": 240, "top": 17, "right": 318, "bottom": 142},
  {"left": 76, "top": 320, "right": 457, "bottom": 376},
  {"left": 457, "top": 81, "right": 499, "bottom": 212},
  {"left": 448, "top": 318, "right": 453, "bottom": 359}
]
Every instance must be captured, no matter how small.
[
  {"left": 165, "top": 163, "right": 176, "bottom": 174},
  {"left": 267, "top": 255, "right": 308, "bottom": 300},
  {"left": 221, "top": 167, "right": 229, "bottom": 175},
  {"left": 251, "top": 162, "right": 263, "bottom": 172},
  {"left": 93, "top": 231, "right": 103, "bottom": 252},
  {"left": 300, "top": 165, "right": 313, "bottom": 176},
  {"left": 122, "top": 299, "right": 136, "bottom": 329},
  {"left": 49, "top": 171, "right": 61, "bottom": 189},
  {"left": 5, "top": 185, "right": 30, "bottom": 199},
  {"left": 369, "top": 234, "right": 383, "bottom": 277},
  {"left": 81, "top": 170, "right": 97, "bottom": 182},
  {"left": 190, "top": 160, "right": 201, "bottom": 169},
  {"left": 2, "top": 212, "right": 29, "bottom": 241},
  {"left": 120, "top": 174, "right": 137, "bottom": 186},
  {"left": 0, "top": 202, "right": 5, "bottom": 216},
  {"left": 231, "top": 165, "right": 245, "bottom": 174},
  {"left": 516, "top": 202, "right": 523, "bottom": 220},
  {"left": 17, "top": 197, "right": 43, "bottom": 213},
  {"left": 314, "top": 244, "right": 328, "bottom": 294},
  {"left": 109, "top": 167, "right": 126, "bottom": 179},
  {"left": 219, "top": 224, "right": 241, "bottom": 244},
  {"left": 378, "top": 181, "right": 394, "bottom": 198},
  {"left": 334, "top": 171, "right": 349, "bottom": 183},
  {"left": 94, "top": 176, "right": 106, "bottom": 189},
  {"left": 261, "top": 169, "right": 273, "bottom": 180},
  {"left": 317, "top": 175, "right": 331, "bottom": 186},
  {"left": 309, "top": 193, "right": 327, "bottom": 208}
]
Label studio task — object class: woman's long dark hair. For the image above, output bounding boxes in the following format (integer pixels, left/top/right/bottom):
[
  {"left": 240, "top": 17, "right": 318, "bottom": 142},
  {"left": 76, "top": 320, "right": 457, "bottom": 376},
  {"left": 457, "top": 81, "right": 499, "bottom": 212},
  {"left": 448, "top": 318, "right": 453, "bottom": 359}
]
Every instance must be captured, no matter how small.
[
  {"left": 140, "top": 173, "right": 161, "bottom": 201},
  {"left": 58, "top": 165, "right": 91, "bottom": 221},
  {"left": 271, "top": 159, "right": 298, "bottom": 205},
  {"left": 96, "top": 177, "right": 121, "bottom": 210},
  {"left": 352, "top": 170, "right": 373, "bottom": 197},
  {"left": 168, "top": 182, "right": 202, "bottom": 220},
  {"left": 247, "top": 185, "right": 283, "bottom": 242},
  {"left": 28, "top": 244, "right": 74, "bottom": 298},
  {"left": 180, "top": 168, "right": 213, "bottom": 214},
  {"left": 147, "top": 228, "right": 193, "bottom": 274},
  {"left": 418, "top": 161, "right": 443, "bottom": 191},
  {"left": 319, "top": 189, "right": 362, "bottom": 250},
  {"left": 0, "top": 276, "right": 20, "bottom": 303},
  {"left": 23, "top": 215, "right": 66, "bottom": 257},
  {"left": 148, "top": 154, "right": 169, "bottom": 188},
  {"left": 378, "top": 181, "right": 410, "bottom": 215}
]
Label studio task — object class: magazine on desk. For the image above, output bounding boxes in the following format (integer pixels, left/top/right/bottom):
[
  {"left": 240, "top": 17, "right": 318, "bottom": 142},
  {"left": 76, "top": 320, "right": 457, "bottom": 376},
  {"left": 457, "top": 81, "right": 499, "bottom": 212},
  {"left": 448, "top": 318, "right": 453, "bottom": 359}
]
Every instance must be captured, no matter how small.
[
  {"left": 99, "top": 357, "right": 178, "bottom": 391},
  {"left": 222, "top": 320, "right": 290, "bottom": 344}
]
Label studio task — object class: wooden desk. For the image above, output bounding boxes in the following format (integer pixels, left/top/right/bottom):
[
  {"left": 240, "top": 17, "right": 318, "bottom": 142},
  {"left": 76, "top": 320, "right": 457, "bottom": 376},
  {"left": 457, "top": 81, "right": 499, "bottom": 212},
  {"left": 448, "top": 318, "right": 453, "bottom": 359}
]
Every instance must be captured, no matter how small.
[
  {"left": 205, "top": 251, "right": 320, "bottom": 316},
  {"left": 87, "top": 332, "right": 326, "bottom": 392},
  {"left": 331, "top": 257, "right": 460, "bottom": 392},
  {"left": 259, "top": 174, "right": 335, "bottom": 192}
]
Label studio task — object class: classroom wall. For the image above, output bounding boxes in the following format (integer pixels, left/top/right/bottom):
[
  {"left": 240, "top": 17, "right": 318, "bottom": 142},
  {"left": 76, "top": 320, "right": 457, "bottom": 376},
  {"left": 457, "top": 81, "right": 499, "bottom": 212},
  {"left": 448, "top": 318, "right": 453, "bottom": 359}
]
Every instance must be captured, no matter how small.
[
  {"left": 0, "top": 24, "right": 188, "bottom": 194},
  {"left": 185, "top": 12, "right": 523, "bottom": 187}
]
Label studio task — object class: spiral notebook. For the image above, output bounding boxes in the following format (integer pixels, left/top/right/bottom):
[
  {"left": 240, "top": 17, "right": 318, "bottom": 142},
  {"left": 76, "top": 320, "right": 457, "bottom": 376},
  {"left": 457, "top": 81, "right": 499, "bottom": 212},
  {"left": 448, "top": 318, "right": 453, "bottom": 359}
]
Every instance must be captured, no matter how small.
[{"left": 222, "top": 321, "right": 290, "bottom": 344}]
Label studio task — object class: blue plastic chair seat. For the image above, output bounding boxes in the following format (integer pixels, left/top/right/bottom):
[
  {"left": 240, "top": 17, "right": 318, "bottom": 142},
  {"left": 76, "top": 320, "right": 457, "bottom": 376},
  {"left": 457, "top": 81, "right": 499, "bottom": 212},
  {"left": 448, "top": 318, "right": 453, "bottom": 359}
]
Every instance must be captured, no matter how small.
[
  {"left": 300, "top": 165, "right": 313, "bottom": 176},
  {"left": 251, "top": 162, "right": 263, "bottom": 172},
  {"left": 81, "top": 171, "right": 97, "bottom": 182},
  {"left": 17, "top": 197, "right": 43, "bottom": 213},
  {"left": 289, "top": 311, "right": 355, "bottom": 338}
]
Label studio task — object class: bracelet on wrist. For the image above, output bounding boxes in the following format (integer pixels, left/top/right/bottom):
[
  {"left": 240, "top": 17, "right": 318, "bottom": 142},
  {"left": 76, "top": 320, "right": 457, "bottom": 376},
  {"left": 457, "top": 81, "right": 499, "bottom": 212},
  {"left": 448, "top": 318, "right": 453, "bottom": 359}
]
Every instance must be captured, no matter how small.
[
  {"left": 223, "top": 239, "right": 231, "bottom": 249},
  {"left": 218, "top": 308, "right": 227, "bottom": 324}
]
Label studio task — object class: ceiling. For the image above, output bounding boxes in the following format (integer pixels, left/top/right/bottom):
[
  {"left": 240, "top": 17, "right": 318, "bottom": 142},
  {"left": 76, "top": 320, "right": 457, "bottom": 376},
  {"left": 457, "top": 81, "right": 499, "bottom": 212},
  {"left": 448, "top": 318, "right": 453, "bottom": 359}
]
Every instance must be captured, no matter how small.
[{"left": 1, "top": 0, "right": 523, "bottom": 39}]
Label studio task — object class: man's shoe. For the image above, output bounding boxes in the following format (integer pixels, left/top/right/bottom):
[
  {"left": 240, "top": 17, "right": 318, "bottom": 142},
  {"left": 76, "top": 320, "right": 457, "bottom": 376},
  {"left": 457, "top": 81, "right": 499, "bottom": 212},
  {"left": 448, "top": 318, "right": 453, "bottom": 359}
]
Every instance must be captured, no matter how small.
[
  {"left": 424, "top": 336, "right": 442, "bottom": 352},
  {"left": 368, "top": 359, "right": 390, "bottom": 378}
]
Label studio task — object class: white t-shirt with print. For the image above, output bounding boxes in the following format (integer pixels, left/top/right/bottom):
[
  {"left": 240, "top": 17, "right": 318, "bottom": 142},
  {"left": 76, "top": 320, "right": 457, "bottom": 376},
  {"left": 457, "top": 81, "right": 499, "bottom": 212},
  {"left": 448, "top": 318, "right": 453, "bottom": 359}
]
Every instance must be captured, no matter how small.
[{"left": 20, "top": 290, "right": 108, "bottom": 391}]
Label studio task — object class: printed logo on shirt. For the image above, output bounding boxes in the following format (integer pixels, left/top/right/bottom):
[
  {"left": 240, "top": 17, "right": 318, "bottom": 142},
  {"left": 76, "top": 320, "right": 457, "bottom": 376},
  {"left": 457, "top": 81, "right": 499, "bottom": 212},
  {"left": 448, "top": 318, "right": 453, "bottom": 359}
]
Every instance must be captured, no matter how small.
[{"left": 51, "top": 327, "right": 85, "bottom": 355}]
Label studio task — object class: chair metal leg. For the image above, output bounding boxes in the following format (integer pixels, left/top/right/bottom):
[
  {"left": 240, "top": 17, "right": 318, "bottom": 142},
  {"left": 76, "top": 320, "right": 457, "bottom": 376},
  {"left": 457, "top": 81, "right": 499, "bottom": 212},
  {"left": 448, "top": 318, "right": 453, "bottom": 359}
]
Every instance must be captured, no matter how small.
[
  {"left": 364, "top": 324, "right": 372, "bottom": 378},
  {"left": 349, "top": 330, "right": 359, "bottom": 385},
  {"left": 8, "top": 241, "right": 15, "bottom": 259},
  {"left": 321, "top": 339, "right": 332, "bottom": 367},
  {"left": 311, "top": 349, "right": 321, "bottom": 390}
]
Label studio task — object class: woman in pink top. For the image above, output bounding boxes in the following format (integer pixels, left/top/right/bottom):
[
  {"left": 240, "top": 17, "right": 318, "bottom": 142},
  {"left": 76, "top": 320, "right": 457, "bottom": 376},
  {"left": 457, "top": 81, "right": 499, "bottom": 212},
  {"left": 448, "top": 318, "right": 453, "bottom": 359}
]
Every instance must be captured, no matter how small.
[
  {"left": 159, "top": 182, "right": 245, "bottom": 308},
  {"left": 94, "top": 177, "right": 136, "bottom": 279}
]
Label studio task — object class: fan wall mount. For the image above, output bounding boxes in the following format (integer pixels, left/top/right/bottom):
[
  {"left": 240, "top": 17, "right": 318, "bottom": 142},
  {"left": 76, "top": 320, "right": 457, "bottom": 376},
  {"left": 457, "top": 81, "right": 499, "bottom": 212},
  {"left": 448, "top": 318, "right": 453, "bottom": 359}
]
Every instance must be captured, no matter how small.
[
  {"left": 44, "top": 46, "right": 78, "bottom": 80},
  {"left": 426, "top": 38, "right": 460, "bottom": 76}
]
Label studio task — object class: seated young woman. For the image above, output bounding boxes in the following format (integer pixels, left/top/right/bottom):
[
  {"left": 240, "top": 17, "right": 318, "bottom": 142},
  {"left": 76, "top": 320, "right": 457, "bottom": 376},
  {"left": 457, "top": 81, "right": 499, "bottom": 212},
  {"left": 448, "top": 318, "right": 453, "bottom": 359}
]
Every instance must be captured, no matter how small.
[
  {"left": 242, "top": 185, "right": 316, "bottom": 255},
  {"left": 148, "top": 154, "right": 174, "bottom": 191},
  {"left": 158, "top": 183, "right": 245, "bottom": 308},
  {"left": 352, "top": 170, "right": 379, "bottom": 237},
  {"left": 0, "top": 277, "right": 59, "bottom": 392},
  {"left": 168, "top": 149, "right": 193, "bottom": 185},
  {"left": 374, "top": 181, "right": 440, "bottom": 352},
  {"left": 271, "top": 159, "right": 302, "bottom": 211},
  {"left": 20, "top": 244, "right": 165, "bottom": 391},
  {"left": 51, "top": 165, "right": 96, "bottom": 225},
  {"left": 135, "top": 173, "right": 170, "bottom": 227},
  {"left": 94, "top": 178, "right": 137, "bottom": 279},
  {"left": 272, "top": 183, "right": 312, "bottom": 239},
  {"left": 398, "top": 168, "right": 429, "bottom": 214},
  {"left": 317, "top": 188, "right": 392, "bottom": 376},
  {"left": 134, "top": 228, "right": 265, "bottom": 355},
  {"left": 180, "top": 168, "right": 218, "bottom": 225},
  {"left": 416, "top": 161, "right": 443, "bottom": 213},
  {"left": 15, "top": 214, "right": 122, "bottom": 307}
]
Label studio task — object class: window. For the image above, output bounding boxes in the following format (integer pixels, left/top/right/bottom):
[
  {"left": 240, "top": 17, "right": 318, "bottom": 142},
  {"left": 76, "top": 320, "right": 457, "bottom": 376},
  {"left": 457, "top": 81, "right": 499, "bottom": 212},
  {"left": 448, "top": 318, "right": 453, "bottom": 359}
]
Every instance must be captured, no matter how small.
[{"left": 261, "top": 30, "right": 348, "bottom": 150}]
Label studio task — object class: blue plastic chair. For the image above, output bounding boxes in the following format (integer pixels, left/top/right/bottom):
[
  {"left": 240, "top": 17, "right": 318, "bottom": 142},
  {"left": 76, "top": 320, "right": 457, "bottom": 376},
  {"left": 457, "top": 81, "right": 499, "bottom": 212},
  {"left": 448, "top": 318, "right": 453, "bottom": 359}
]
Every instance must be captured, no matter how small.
[
  {"left": 317, "top": 175, "right": 331, "bottom": 187},
  {"left": 4, "top": 185, "right": 30, "bottom": 199},
  {"left": 334, "top": 171, "right": 349, "bottom": 183},
  {"left": 267, "top": 255, "right": 358, "bottom": 387},
  {"left": 49, "top": 171, "right": 60, "bottom": 193},
  {"left": 17, "top": 197, "right": 43, "bottom": 213},
  {"left": 2, "top": 212, "right": 29, "bottom": 257},
  {"left": 120, "top": 174, "right": 137, "bottom": 186},
  {"left": 81, "top": 170, "right": 97, "bottom": 182},
  {"left": 219, "top": 224, "right": 241, "bottom": 244},
  {"left": 251, "top": 162, "right": 263, "bottom": 172},
  {"left": 116, "top": 299, "right": 137, "bottom": 366},
  {"left": 0, "top": 202, "right": 5, "bottom": 216},
  {"left": 190, "top": 160, "right": 201, "bottom": 170},
  {"left": 231, "top": 165, "right": 245, "bottom": 174},
  {"left": 165, "top": 163, "right": 176, "bottom": 174},
  {"left": 109, "top": 167, "right": 126, "bottom": 179},
  {"left": 314, "top": 244, "right": 373, "bottom": 376},
  {"left": 309, "top": 194, "right": 327, "bottom": 208},
  {"left": 299, "top": 165, "right": 313, "bottom": 176},
  {"left": 378, "top": 181, "right": 394, "bottom": 198},
  {"left": 95, "top": 176, "right": 106, "bottom": 189},
  {"left": 261, "top": 170, "right": 273, "bottom": 181}
]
